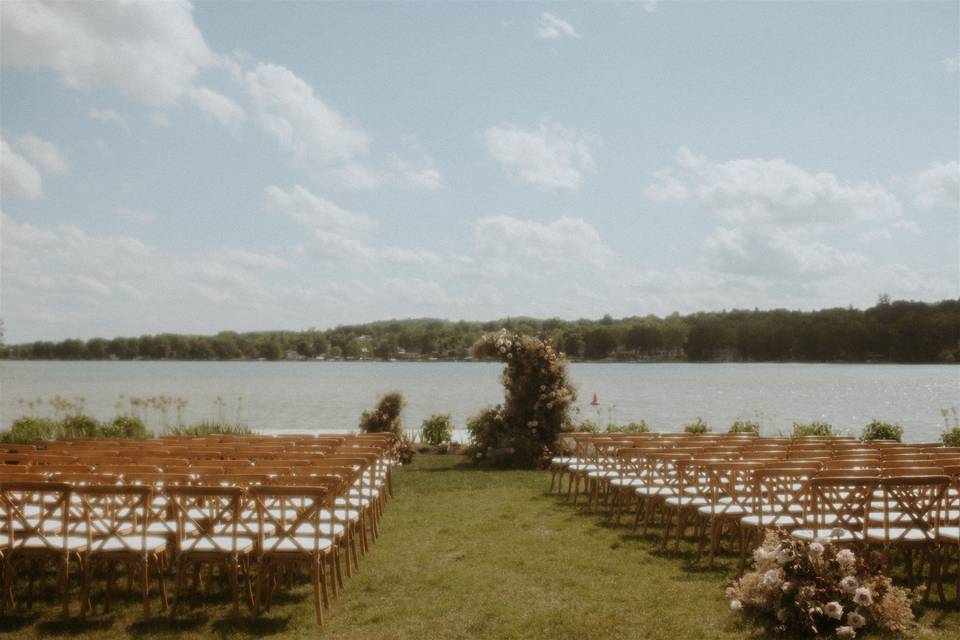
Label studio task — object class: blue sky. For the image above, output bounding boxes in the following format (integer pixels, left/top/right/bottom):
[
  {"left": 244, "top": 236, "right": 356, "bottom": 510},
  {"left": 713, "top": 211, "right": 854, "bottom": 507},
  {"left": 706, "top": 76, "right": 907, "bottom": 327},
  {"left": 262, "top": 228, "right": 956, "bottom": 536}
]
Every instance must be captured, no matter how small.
[{"left": 1, "top": 1, "right": 958, "bottom": 343}]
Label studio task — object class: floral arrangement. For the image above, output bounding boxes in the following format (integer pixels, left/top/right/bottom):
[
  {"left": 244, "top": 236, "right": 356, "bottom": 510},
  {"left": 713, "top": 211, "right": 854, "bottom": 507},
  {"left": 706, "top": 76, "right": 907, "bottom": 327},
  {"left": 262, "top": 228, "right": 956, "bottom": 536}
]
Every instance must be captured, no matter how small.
[
  {"left": 468, "top": 330, "right": 576, "bottom": 467},
  {"left": 728, "top": 530, "right": 917, "bottom": 638}
]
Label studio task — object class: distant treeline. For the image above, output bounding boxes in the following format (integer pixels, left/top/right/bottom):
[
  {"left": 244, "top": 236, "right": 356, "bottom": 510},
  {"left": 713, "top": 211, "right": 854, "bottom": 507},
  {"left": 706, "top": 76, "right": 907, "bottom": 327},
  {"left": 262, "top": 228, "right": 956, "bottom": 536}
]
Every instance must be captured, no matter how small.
[{"left": 3, "top": 298, "right": 959, "bottom": 364}]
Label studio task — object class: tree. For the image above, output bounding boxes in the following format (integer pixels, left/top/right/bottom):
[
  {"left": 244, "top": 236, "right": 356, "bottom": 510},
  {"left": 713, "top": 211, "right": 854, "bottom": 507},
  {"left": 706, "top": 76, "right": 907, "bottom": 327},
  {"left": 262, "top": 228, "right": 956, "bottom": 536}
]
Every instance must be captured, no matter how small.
[{"left": 583, "top": 327, "right": 617, "bottom": 359}]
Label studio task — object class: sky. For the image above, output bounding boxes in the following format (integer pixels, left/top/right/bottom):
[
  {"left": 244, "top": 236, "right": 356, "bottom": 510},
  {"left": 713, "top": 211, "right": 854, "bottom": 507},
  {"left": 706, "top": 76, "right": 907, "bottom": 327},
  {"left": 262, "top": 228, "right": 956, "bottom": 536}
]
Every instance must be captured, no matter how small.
[{"left": 1, "top": 1, "right": 958, "bottom": 344}]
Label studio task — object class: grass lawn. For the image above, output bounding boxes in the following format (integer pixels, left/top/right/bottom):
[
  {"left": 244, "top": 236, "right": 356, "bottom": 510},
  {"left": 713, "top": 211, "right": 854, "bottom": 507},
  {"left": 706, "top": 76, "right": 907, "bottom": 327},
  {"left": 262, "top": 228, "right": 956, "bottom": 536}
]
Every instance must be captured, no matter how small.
[{"left": 1, "top": 454, "right": 958, "bottom": 639}]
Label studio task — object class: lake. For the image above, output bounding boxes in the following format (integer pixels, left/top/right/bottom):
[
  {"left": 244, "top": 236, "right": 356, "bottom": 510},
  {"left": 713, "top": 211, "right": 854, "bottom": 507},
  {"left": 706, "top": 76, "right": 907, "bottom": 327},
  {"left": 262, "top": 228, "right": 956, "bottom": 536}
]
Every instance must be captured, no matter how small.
[{"left": 0, "top": 361, "right": 957, "bottom": 442}]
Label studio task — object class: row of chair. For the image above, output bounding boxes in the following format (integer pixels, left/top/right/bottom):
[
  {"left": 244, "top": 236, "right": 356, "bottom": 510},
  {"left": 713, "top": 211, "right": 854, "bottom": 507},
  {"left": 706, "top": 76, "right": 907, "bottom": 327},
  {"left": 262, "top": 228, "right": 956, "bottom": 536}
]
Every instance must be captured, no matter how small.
[
  {"left": 0, "top": 432, "right": 400, "bottom": 624},
  {"left": 548, "top": 432, "right": 960, "bottom": 603}
]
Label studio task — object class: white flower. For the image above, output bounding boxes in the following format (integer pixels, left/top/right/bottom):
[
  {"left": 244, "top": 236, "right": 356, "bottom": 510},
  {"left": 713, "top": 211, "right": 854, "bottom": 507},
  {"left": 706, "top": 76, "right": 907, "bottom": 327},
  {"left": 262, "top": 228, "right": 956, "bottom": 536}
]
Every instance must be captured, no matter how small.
[
  {"left": 824, "top": 601, "right": 844, "bottom": 620},
  {"left": 775, "top": 546, "right": 796, "bottom": 564},
  {"left": 781, "top": 581, "right": 794, "bottom": 593},
  {"left": 808, "top": 541, "right": 825, "bottom": 559},
  {"left": 760, "top": 569, "right": 781, "bottom": 589},
  {"left": 853, "top": 587, "right": 873, "bottom": 607},
  {"left": 836, "top": 549, "right": 856, "bottom": 568},
  {"left": 847, "top": 611, "right": 866, "bottom": 629},
  {"left": 840, "top": 576, "right": 859, "bottom": 594},
  {"left": 730, "top": 599, "right": 743, "bottom": 612},
  {"left": 753, "top": 547, "right": 773, "bottom": 564},
  {"left": 836, "top": 626, "right": 856, "bottom": 639},
  {"left": 830, "top": 527, "right": 847, "bottom": 539}
]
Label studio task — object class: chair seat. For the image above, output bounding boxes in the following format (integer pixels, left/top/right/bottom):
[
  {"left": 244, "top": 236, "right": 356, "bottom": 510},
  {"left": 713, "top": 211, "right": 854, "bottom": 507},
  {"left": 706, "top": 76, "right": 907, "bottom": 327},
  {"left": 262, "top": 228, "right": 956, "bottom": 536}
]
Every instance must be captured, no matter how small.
[
  {"left": 697, "top": 504, "right": 748, "bottom": 516},
  {"left": 609, "top": 477, "right": 643, "bottom": 488},
  {"left": 635, "top": 487, "right": 675, "bottom": 497},
  {"left": 180, "top": 536, "right": 254, "bottom": 554},
  {"left": 938, "top": 526, "right": 960, "bottom": 541},
  {"left": 261, "top": 536, "right": 333, "bottom": 554},
  {"left": 335, "top": 497, "right": 369, "bottom": 508},
  {"left": 319, "top": 508, "right": 360, "bottom": 522},
  {"left": 791, "top": 528, "right": 861, "bottom": 542},
  {"left": 865, "top": 527, "right": 935, "bottom": 543},
  {"left": 90, "top": 535, "right": 167, "bottom": 553},
  {"left": 665, "top": 496, "right": 708, "bottom": 507},
  {"left": 742, "top": 514, "right": 799, "bottom": 527},
  {"left": 550, "top": 457, "right": 576, "bottom": 465},
  {"left": 9, "top": 535, "right": 89, "bottom": 551}
]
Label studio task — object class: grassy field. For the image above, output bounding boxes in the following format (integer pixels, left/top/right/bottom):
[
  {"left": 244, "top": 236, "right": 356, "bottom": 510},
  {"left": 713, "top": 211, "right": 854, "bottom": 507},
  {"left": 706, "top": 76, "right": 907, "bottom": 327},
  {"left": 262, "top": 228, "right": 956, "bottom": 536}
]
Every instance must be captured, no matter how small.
[{"left": 1, "top": 454, "right": 958, "bottom": 639}]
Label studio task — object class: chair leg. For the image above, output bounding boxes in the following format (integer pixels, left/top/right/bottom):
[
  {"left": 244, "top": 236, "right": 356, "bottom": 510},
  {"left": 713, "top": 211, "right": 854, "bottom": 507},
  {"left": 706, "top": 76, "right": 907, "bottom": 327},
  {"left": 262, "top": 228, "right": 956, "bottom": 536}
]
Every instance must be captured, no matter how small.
[
  {"left": 142, "top": 559, "right": 151, "bottom": 619},
  {"left": 60, "top": 558, "right": 70, "bottom": 618},
  {"left": 229, "top": 558, "right": 240, "bottom": 616},
  {"left": 310, "top": 562, "right": 324, "bottom": 626},
  {"left": 156, "top": 555, "right": 168, "bottom": 612}
]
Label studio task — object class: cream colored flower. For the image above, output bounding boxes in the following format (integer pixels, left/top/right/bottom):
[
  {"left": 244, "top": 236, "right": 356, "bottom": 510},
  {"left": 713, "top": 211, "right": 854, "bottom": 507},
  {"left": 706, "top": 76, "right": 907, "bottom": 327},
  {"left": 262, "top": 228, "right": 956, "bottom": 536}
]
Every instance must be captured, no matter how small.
[
  {"left": 847, "top": 611, "right": 866, "bottom": 629},
  {"left": 836, "top": 626, "right": 856, "bottom": 639},
  {"left": 840, "top": 576, "right": 859, "bottom": 594},
  {"left": 836, "top": 549, "right": 856, "bottom": 568},
  {"left": 824, "top": 601, "right": 843, "bottom": 620},
  {"left": 730, "top": 599, "right": 743, "bottom": 612},
  {"left": 853, "top": 587, "right": 873, "bottom": 607}
]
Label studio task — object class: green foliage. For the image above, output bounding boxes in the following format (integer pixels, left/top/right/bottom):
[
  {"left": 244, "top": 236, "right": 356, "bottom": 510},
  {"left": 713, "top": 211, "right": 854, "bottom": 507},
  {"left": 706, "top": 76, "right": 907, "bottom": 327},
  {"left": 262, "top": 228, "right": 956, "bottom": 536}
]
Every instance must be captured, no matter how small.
[
  {"left": 359, "top": 391, "right": 405, "bottom": 435},
  {"left": 468, "top": 331, "right": 576, "bottom": 468},
  {"left": 5, "top": 298, "right": 958, "bottom": 364},
  {"left": 943, "top": 428, "right": 960, "bottom": 447},
  {"left": 164, "top": 421, "right": 254, "bottom": 436},
  {"left": 683, "top": 417, "right": 711, "bottom": 433},
  {"left": 606, "top": 421, "right": 650, "bottom": 433},
  {"left": 1, "top": 413, "right": 153, "bottom": 443},
  {"left": 99, "top": 415, "right": 150, "bottom": 439},
  {"left": 792, "top": 421, "right": 834, "bottom": 437},
  {"left": 728, "top": 419, "right": 760, "bottom": 434},
  {"left": 420, "top": 414, "right": 453, "bottom": 445},
  {"left": 578, "top": 419, "right": 600, "bottom": 433},
  {"left": 860, "top": 419, "right": 903, "bottom": 442}
]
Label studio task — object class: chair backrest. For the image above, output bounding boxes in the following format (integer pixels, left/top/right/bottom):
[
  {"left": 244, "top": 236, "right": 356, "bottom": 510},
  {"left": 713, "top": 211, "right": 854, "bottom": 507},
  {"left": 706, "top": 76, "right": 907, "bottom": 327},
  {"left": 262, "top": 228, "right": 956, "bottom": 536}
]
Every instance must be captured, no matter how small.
[
  {"left": 805, "top": 475, "right": 879, "bottom": 537},
  {"left": 0, "top": 481, "right": 72, "bottom": 552},
  {"left": 74, "top": 485, "right": 152, "bottom": 553},
  {"left": 166, "top": 486, "right": 245, "bottom": 554},
  {"left": 875, "top": 475, "right": 949, "bottom": 544},
  {"left": 250, "top": 483, "right": 336, "bottom": 554}
]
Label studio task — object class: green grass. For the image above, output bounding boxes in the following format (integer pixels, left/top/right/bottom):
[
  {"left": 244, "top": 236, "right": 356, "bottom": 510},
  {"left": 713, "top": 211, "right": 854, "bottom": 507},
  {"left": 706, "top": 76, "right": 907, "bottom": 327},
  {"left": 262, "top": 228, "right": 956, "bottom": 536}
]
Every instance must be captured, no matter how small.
[{"left": 2, "top": 455, "right": 958, "bottom": 639}]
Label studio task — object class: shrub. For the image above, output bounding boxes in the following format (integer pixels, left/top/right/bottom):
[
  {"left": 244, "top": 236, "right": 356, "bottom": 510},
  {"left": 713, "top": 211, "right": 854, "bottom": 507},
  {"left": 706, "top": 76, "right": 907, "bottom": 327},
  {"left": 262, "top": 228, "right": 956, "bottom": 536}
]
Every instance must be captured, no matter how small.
[
  {"left": 860, "top": 420, "right": 903, "bottom": 442},
  {"left": 578, "top": 419, "right": 600, "bottom": 433},
  {"left": 942, "top": 408, "right": 960, "bottom": 446},
  {"left": 62, "top": 414, "right": 100, "bottom": 438},
  {"left": 420, "top": 414, "right": 453, "bottom": 445},
  {"left": 1, "top": 416, "right": 62, "bottom": 442},
  {"left": 606, "top": 421, "right": 650, "bottom": 433},
  {"left": 100, "top": 415, "right": 150, "bottom": 439},
  {"left": 359, "top": 391, "right": 405, "bottom": 435},
  {"left": 792, "top": 421, "right": 834, "bottom": 437},
  {"left": 728, "top": 530, "right": 917, "bottom": 637},
  {"left": 396, "top": 436, "right": 416, "bottom": 465},
  {"left": 468, "top": 331, "right": 576, "bottom": 468},
  {"left": 165, "top": 421, "right": 254, "bottom": 436},
  {"left": 729, "top": 420, "right": 760, "bottom": 434},
  {"left": 683, "top": 417, "right": 711, "bottom": 433}
]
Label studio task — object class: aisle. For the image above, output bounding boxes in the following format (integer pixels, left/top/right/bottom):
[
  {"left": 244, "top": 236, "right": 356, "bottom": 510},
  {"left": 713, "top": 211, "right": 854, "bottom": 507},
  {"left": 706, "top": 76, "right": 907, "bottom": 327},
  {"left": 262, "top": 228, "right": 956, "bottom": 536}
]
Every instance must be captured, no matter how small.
[{"left": 321, "top": 454, "right": 740, "bottom": 640}]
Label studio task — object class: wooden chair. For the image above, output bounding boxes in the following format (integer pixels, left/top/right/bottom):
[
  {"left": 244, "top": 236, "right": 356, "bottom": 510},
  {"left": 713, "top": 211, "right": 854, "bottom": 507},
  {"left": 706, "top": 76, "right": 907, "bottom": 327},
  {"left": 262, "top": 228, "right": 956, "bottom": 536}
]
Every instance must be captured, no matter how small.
[
  {"left": 76, "top": 485, "right": 168, "bottom": 618},
  {"left": 251, "top": 484, "right": 339, "bottom": 625},
  {"left": 792, "top": 475, "right": 879, "bottom": 543},
  {"left": 0, "top": 481, "right": 87, "bottom": 616},
  {"left": 167, "top": 486, "right": 255, "bottom": 617}
]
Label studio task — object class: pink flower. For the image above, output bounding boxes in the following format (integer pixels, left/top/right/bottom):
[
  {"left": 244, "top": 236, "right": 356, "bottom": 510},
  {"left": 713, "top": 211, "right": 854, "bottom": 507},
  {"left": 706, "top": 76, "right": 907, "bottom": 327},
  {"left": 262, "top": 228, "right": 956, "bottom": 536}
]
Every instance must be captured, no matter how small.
[
  {"left": 847, "top": 611, "right": 866, "bottom": 629},
  {"left": 853, "top": 587, "right": 873, "bottom": 607}
]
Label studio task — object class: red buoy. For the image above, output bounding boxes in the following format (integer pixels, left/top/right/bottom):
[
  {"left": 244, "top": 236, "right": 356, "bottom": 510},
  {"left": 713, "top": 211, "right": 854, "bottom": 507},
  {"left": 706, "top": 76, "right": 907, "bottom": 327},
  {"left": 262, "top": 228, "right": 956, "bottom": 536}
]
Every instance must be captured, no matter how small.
[{"left": 590, "top": 393, "right": 599, "bottom": 406}]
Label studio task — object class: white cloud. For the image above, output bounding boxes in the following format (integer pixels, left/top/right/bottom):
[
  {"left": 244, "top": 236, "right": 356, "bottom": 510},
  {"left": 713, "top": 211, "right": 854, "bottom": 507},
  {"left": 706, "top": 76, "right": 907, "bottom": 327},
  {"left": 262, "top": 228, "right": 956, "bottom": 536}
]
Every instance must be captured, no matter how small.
[
  {"left": 644, "top": 147, "right": 902, "bottom": 225},
  {"left": 265, "top": 184, "right": 375, "bottom": 235},
  {"left": 484, "top": 122, "right": 600, "bottom": 191},
  {"left": 14, "top": 134, "right": 67, "bottom": 174},
  {"left": 327, "top": 157, "right": 443, "bottom": 191},
  {"left": 474, "top": 215, "right": 613, "bottom": 269},
  {"left": 1, "top": 138, "right": 43, "bottom": 199},
  {"left": 187, "top": 86, "right": 246, "bottom": 128},
  {"left": 87, "top": 107, "right": 129, "bottom": 129},
  {"left": 906, "top": 160, "right": 960, "bottom": 209},
  {"left": 639, "top": 1, "right": 661, "bottom": 14},
  {"left": 115, "top": 206, "right": 156, "bottom": 225},
  {"left": 537, "top": 12, "right": 581, "bottom": 40},
  {"left": 0, "top": 0, "right": 217, "bottom": 105},
  {"left": 150, "top": 112, "right": 171, "bottom": 128},
  {"left": 244, "top": 63, "right": 369, "bottom": 166},
  {"left": 944, "top": 53, "right": 960, "bottom": 74}
]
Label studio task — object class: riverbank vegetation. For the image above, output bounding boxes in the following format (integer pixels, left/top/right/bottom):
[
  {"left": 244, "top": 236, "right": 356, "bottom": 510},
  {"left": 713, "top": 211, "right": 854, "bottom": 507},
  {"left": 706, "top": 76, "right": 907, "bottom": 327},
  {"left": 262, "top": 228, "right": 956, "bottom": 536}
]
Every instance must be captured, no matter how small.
[{"left": 3, "top": 297, "right": 958, "bottom": 363}]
